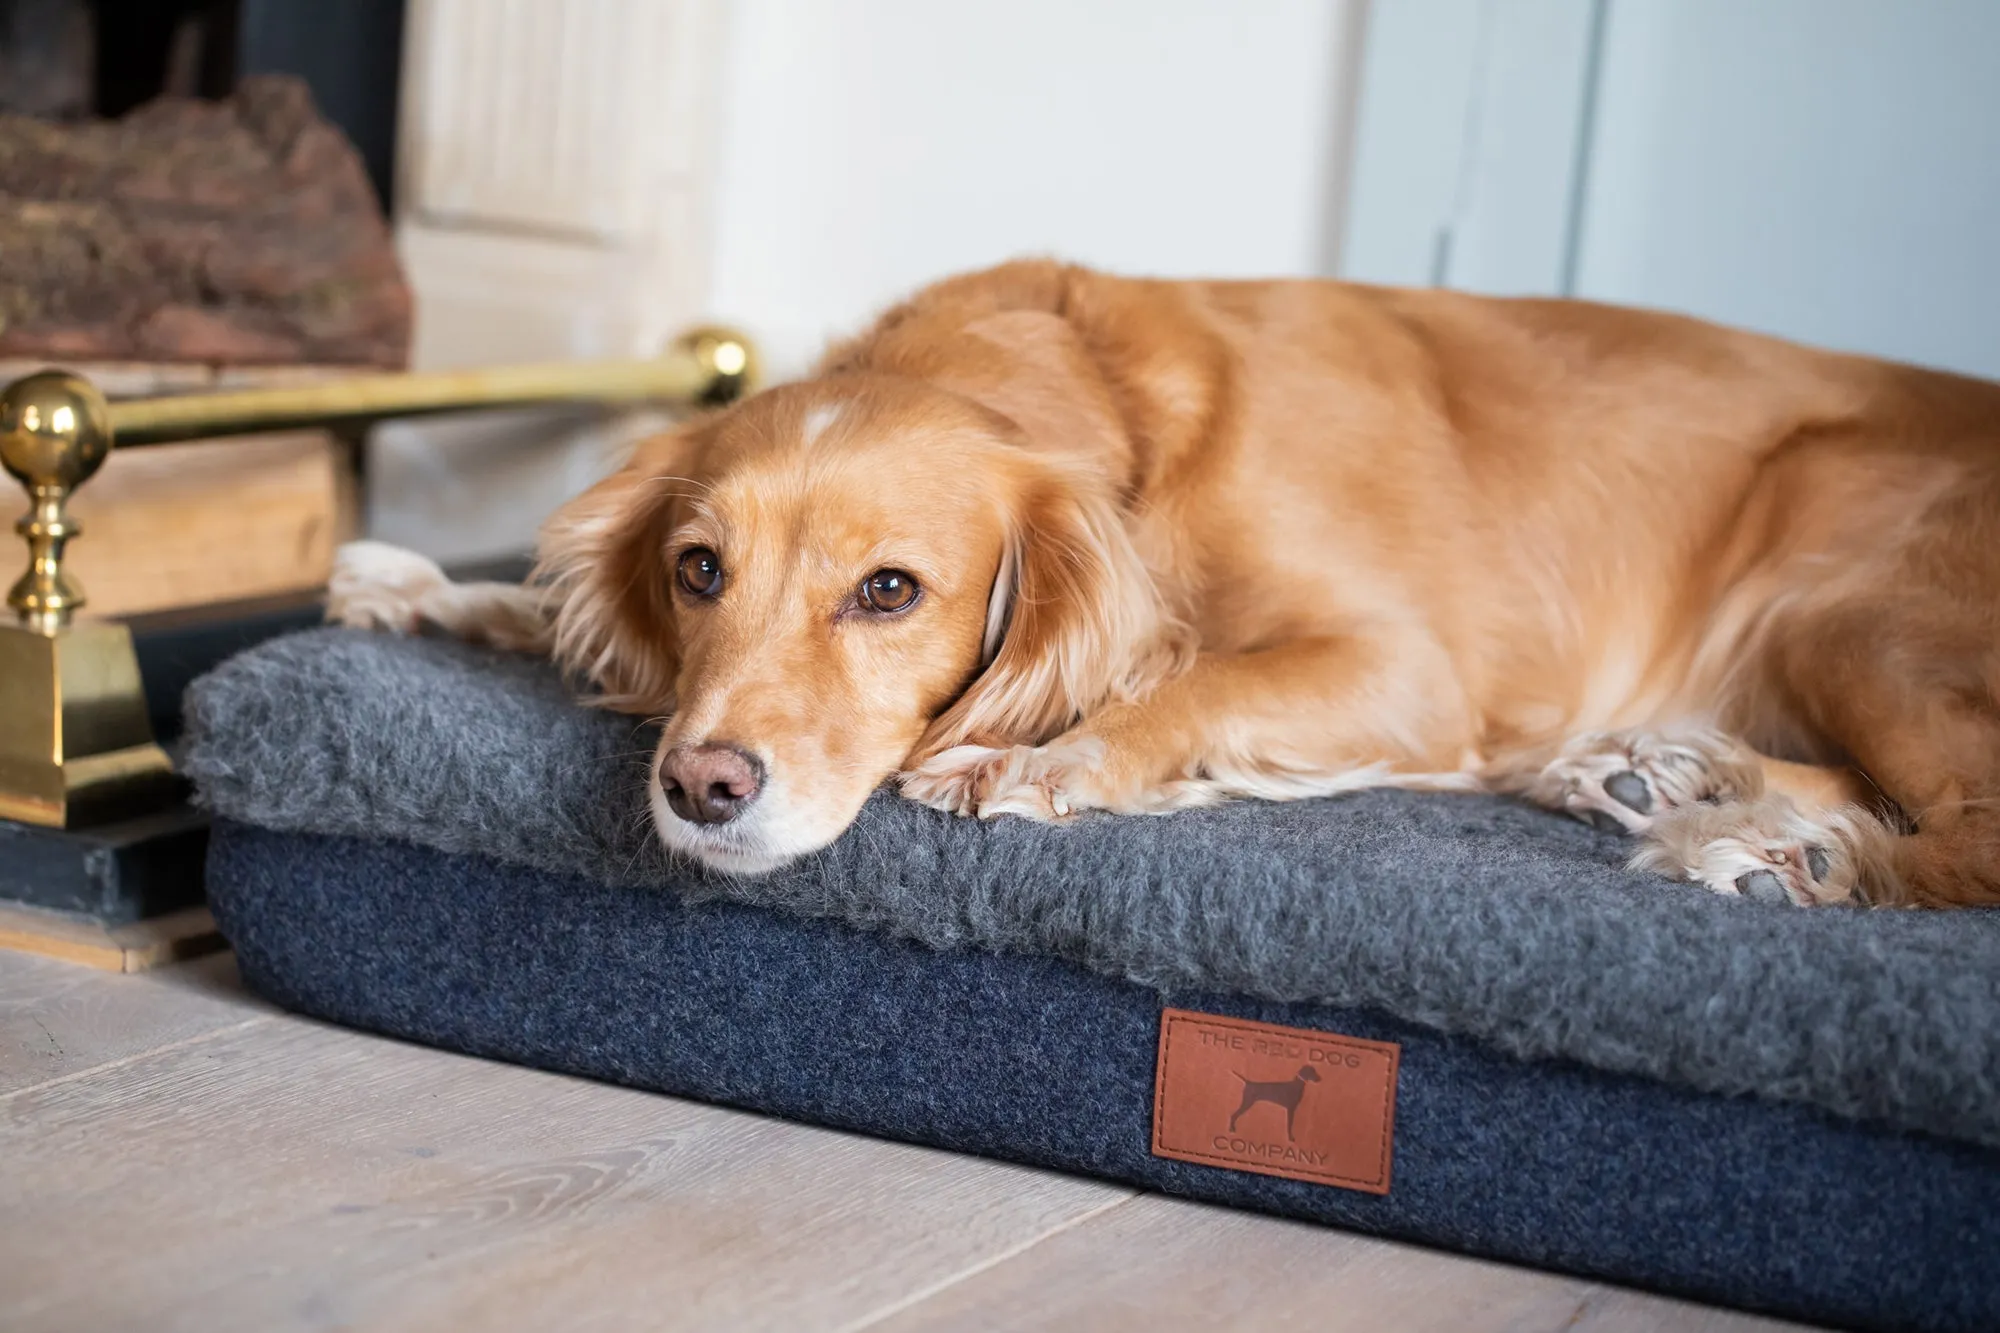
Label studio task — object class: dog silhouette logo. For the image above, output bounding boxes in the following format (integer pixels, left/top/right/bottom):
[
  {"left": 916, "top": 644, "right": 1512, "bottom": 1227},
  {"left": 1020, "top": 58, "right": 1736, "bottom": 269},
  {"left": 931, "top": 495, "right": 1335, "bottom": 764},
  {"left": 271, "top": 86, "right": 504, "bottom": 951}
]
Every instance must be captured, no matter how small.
[
  {"left": 1153, "top": 1010, "right": 1400, "bottom": 1193},
  {"left": 1228, "top": 1064, "right": 1322, "bottom": 1141}
]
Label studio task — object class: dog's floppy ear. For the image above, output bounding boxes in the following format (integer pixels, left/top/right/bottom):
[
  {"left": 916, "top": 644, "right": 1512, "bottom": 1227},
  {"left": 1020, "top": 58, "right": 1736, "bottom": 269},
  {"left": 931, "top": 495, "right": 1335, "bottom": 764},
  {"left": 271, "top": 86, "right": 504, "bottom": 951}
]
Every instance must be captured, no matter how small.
[
  {"left": 914, "top": 451, "right": 1185, "bottom": 757},
  {"left": 533, "top": 429, "right": 693, "bottom": 712},
  {"left": 905, "top": 309, "right": 1188, "bottom": 755}
]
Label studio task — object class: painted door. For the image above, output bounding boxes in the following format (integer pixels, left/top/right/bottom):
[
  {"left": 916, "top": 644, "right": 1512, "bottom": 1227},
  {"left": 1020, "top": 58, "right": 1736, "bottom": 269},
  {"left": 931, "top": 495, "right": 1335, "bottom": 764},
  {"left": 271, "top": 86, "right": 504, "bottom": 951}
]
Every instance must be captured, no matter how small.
[
  {"left": 374, "top": 0, "right": 724, "bottom": 561},
  {"left": 1342, "top": 0, "right": 2000, "bottom": 381}
]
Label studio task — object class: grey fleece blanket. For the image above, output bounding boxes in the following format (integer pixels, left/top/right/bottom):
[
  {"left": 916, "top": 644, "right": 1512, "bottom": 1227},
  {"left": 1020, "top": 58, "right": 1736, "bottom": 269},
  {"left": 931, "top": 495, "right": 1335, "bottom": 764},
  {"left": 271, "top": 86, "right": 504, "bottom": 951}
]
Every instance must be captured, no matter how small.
[{"left": 182, "top": 628, "right": 2000, "bottom": 1149}]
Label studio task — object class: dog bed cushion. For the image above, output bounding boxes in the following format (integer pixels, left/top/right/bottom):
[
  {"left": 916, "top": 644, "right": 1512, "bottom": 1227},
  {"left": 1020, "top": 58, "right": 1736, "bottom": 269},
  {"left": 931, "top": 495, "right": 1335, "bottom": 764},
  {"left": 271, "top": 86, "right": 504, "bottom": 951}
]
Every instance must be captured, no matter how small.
[{"left": 184, "top": 630, "right": 2000, "bottom": 1332}]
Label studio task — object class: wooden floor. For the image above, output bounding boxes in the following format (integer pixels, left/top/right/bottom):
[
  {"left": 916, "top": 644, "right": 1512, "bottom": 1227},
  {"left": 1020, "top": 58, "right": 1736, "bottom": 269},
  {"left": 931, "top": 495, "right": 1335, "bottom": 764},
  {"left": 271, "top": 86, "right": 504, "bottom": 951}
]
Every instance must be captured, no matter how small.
[{"left": 0, "top": 947, "right": 1817, "bottom": 1332}]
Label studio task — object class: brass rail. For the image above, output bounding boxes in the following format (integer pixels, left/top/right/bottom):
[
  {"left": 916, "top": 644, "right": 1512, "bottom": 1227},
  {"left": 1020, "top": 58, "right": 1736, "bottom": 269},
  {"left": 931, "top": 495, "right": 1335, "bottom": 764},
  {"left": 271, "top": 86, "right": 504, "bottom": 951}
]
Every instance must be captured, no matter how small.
[
  {"left": 0, "top": 324, "right": 759, "bottom": 829},
  {"left": 107, "top": 327, "right": 756, "bottom": 446},
  {"left": 0, "top": 325, "right": 757, "bottom": 630}
]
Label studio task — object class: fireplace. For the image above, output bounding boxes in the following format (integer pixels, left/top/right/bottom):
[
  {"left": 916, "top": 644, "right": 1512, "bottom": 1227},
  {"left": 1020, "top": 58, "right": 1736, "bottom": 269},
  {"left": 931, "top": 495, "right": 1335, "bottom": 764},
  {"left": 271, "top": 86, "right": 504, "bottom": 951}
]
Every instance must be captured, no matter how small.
[
  {"left": 0, "top": 1, "right": 419, "bottom": 619},
  {"left": 0, "top": 0, "right": 403, "bottom": 211}
]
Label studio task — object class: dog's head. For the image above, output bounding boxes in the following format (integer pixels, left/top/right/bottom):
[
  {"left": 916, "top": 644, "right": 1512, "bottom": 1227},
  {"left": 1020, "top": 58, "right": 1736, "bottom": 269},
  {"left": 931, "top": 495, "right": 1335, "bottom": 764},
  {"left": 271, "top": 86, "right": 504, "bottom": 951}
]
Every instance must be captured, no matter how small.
[{"left": 535, "top": 311, "right": 1179, "bottom": 873}]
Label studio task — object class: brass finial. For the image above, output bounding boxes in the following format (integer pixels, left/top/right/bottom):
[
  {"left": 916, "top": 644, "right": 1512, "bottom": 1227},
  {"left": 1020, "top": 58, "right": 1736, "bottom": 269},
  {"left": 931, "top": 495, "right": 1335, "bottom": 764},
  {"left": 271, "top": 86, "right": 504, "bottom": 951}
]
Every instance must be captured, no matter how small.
[
  {"left": 674, "top": 325, "right": 760, "bottom": 406},
  {"left": 0, "top": 370, "right": 111, "bottom": 635}
]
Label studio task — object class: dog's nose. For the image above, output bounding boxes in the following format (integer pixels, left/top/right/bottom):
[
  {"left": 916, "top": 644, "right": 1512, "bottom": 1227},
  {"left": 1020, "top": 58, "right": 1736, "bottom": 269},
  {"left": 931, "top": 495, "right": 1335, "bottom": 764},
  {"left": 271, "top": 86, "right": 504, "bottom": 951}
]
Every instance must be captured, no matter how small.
[{"left": 659, "top": 743, "right": 764, "bottom": 825}]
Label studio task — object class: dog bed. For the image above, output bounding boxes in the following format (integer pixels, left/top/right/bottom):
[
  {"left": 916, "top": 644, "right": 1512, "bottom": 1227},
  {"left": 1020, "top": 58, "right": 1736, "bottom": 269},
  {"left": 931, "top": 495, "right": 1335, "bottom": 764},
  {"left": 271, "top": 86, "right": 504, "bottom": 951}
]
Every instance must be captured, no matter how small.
[{"left": 183, "top": 630, "right": 2000, "bottom": 1333}]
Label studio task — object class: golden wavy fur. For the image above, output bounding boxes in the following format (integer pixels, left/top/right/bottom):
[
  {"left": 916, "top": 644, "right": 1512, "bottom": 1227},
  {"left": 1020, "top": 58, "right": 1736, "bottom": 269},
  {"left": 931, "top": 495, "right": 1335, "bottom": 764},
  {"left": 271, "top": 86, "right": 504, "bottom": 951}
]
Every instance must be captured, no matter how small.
[{"left": 334, "top": 259, "right": 2000, "bottom": 905}]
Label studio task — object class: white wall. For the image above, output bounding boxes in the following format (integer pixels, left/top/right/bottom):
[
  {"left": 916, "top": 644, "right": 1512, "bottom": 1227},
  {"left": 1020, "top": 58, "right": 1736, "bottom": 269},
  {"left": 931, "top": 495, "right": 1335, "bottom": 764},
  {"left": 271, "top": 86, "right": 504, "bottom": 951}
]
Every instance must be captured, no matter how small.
[
  {"left": 381, "top": 0, "right": 1363, "bottom": 559},
  {"left": 1339, "top": 0, "right": 2000, "bottom": 382},
  {"left": 705, "top": 0, "right": 1363, "bottom": 377},
  {"left": 1572, "top": 0, "right": 2000, "bottom": 381}
]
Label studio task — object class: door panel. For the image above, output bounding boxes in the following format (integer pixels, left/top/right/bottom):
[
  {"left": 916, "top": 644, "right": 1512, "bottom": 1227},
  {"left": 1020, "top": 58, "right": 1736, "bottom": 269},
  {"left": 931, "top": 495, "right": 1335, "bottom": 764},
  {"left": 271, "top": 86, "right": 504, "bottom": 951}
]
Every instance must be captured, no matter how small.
[{"left": 1344, "top": 0, "right": 2000, "bottom": 380}]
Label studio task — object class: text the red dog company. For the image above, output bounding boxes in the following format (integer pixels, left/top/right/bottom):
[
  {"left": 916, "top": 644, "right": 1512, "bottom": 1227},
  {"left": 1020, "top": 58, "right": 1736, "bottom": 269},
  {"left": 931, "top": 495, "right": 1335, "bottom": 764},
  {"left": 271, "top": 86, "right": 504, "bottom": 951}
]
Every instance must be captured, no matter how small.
[{"left": 1151, "top": 1009, "right": 1400, "bottom": 1194}]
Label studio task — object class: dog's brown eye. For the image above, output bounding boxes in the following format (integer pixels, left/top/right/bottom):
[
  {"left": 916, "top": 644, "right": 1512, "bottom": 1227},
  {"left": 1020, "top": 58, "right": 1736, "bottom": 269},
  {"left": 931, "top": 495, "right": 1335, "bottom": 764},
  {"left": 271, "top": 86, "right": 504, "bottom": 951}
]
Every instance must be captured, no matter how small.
[
  {"left": 677, "top": 547, "right": 722, "bottom": 598},
  {"left": 859, "top": 568, "right": 919, "bottom": 614}
]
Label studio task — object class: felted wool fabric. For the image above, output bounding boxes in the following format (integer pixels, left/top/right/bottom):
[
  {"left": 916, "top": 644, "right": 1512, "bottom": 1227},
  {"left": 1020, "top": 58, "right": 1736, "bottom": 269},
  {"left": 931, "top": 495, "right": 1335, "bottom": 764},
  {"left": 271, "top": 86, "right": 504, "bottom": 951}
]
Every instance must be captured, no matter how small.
[{"left": 180, "top": 628, "right": 2000, "bottom": 1149}]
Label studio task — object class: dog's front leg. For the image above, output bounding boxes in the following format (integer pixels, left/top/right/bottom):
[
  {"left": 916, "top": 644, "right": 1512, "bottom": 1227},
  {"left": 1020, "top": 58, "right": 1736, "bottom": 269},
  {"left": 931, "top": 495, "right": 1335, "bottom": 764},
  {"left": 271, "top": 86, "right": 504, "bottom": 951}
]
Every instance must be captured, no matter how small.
[
  {"left": 902, "top": 636, "right": 1477, "bottom": 820},
  {"left": 326, "top": 540, "right": 555, "bottom": 654}
]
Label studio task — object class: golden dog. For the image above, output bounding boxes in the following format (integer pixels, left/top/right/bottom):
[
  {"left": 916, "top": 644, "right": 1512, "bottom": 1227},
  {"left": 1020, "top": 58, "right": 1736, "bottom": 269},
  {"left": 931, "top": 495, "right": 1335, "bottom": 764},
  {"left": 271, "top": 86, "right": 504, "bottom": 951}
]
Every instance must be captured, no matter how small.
[{"left": 331, "top": 260, "right": 2000, "bottom": 907}]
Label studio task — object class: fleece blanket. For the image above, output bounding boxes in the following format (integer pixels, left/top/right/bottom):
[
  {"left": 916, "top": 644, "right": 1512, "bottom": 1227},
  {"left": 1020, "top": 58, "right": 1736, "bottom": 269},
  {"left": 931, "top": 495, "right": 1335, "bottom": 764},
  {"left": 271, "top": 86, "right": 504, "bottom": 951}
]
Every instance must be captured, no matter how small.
[{"left": 181, "top": 628, "right": 2000, "bottom": 1149}]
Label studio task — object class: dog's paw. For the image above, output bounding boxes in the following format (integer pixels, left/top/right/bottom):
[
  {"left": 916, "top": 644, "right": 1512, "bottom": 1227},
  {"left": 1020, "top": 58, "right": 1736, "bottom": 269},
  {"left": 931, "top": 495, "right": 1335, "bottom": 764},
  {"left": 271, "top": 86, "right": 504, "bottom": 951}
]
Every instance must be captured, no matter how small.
[
  {"left": 900, "top": 738, "right": 1109, "bottom": 821},
  {"left": 326, "top": 540, "right": 448, "bottom": 633},
  {"left": 1630, "top": 796, "right": 1897, "bottom": 906},
  {"left": 1525, "top": 727, "right": 1762, "bottom": 835}
]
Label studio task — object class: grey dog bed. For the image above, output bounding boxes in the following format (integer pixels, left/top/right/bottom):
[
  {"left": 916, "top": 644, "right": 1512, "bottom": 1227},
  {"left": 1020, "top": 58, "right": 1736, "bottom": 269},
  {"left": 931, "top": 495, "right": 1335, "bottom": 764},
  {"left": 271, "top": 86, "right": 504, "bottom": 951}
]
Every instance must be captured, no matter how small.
[{"left": 184, "top": 629, "right": 2000, "bottom": 1331}]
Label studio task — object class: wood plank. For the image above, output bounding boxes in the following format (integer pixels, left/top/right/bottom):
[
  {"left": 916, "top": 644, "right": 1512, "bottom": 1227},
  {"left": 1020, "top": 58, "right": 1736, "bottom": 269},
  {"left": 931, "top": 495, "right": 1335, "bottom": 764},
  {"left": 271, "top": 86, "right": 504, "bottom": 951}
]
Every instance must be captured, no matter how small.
[
  {"left": 0, "top": 948, "right": 1824, "bottom": 1329},
  {"left": 0, "top": 948, "right": 261, "bottom": 1095},
  {"left": 0, "top": 902, "right": 225, "bottom": 973},
  {"left": 0, "top": 1018, "right": 1131, "bottom": 1332},
  {"left": 0, "top": 361, "right": 218, "bottom": 396},
  {"left": 0, "top": 360, "right": 370, "bottom": 394},
  {"left": 0, "top": 359, "right": 362, "bottom": 617},
  {"left": 65, "top": 430, "right": 352, "bottom": 618},
  {"left": 862, "top": 1192, "right": 1819, "bottom": 1333}
]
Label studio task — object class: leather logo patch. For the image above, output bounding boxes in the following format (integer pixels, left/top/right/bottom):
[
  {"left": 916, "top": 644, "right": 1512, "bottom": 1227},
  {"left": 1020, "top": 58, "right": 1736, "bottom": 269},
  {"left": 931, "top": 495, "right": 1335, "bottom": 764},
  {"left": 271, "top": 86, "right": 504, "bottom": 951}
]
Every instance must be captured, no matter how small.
[{"left": 1151, "top": 1008, "right": 1399, "bottom": 1194}]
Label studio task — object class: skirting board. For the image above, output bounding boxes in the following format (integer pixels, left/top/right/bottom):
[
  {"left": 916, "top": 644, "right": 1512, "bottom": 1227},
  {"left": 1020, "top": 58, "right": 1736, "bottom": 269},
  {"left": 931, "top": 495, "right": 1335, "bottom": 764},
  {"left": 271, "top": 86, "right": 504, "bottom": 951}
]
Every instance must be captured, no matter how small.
[{"left": 0, "top": 901, "right": 225, "bottom": 972}]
